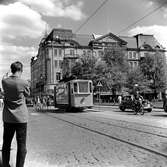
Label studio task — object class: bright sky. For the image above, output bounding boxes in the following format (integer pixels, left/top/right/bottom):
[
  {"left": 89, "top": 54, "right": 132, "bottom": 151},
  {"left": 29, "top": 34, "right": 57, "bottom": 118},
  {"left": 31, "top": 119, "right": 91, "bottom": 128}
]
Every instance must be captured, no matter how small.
[{"left": 0, "top": 0, "right": 167, "bottom": 85}]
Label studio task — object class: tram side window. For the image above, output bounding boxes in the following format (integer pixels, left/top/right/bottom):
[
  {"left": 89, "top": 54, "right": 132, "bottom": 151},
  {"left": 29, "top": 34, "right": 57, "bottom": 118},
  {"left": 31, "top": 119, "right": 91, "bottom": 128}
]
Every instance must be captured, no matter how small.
[
  {"left": 89, "top": 82, "right": 92, "bottom": 93},
  {"left": 74, "top": 83, "right": 78, "bottom": 93}
]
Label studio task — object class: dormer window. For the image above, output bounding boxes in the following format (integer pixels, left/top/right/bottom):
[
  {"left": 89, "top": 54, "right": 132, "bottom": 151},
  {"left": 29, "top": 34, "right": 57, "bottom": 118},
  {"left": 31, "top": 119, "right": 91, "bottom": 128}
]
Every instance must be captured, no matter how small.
[
  {"left": 155, "top": 45, "right": 160, "bottom": 49},
  {"left": 143, "top": 44, "right": 152, "bottom": 50}
]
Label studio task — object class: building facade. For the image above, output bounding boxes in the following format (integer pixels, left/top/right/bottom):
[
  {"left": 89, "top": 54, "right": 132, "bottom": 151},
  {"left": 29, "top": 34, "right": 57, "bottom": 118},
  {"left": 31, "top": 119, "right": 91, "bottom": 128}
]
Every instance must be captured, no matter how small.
[{"left": 31, "top": 28, "right": 166, "bottom": 97}]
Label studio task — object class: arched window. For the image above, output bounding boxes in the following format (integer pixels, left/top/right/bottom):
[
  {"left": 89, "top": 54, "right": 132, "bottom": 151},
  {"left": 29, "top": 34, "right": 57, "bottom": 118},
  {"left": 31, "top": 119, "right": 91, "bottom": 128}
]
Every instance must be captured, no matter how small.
[
  {"left": 143, "top": 44, "right": 152, "bottom": 50},
  {"left": 155, "top": 45, "right": 160, "bottom": 49}
]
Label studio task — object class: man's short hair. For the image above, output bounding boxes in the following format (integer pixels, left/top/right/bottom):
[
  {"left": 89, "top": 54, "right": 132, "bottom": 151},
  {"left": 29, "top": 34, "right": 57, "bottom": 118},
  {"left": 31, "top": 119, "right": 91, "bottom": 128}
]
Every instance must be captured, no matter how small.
[{"left": 10, "top": 61, "right": 23, "bottom": 74}]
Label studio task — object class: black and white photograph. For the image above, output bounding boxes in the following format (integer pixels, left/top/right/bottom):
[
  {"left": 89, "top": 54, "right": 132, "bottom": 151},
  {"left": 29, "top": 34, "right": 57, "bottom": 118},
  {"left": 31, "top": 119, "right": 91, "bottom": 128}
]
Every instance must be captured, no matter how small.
[{"left": 1, "top": 0, "right": 167, "bottom": 166}]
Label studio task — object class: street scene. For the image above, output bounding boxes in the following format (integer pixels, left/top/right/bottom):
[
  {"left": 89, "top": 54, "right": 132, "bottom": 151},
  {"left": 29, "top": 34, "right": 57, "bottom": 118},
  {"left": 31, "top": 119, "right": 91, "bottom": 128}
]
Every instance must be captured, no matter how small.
[
  {"left": 1, "top": 0, "right": 167, "bottom": 167},
  {"left": 1, "top": 105, "right": 167, "bottom": 167}
]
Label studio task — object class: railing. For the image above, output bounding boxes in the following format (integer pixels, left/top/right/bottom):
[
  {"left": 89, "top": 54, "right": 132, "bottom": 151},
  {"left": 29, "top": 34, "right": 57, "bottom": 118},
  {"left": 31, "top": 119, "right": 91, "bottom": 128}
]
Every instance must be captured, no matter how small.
[{"left": 64, "top": 54, "right": 79, "bottom": 59}]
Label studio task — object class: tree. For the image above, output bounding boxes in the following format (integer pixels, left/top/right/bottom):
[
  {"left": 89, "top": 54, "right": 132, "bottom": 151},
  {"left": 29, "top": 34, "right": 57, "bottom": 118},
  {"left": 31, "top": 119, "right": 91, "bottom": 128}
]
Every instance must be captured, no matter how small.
[
  {"left": 102, "top": 46, "right": 129, "bottom": 92},
  {"left": 71, "top": 51, "right": 98, "bottom": 81},
  {"left": 126, "top": 67, "right": 150, "bottom": 93},
  {"left": 140, "top": 51, "right": 166, "bottom": 98}
]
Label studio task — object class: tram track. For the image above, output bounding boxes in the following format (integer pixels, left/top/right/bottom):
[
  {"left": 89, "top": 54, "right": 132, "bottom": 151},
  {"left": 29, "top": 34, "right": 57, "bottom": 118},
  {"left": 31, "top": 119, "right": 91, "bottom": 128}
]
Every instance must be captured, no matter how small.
[
  {"left": 67, "top": 113, "right": 167, "bottom": 139},
  {"left": 45, "top": 113, "right": 167, "bottom": 159},
  {"left": 89, "top": 107, "right": 167, "bottom": 130}
]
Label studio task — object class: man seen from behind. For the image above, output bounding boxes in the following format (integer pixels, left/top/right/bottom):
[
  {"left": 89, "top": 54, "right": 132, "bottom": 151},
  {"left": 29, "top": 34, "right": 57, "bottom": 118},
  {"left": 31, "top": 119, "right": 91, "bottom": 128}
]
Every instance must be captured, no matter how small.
[{"left": 2, "top": 61, "right": 30, "bottom": 167}]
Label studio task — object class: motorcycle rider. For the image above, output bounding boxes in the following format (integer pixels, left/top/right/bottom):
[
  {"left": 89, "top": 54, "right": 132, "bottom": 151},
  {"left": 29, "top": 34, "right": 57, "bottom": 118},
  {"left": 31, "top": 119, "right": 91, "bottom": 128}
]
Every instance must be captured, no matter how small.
[
  {"left": 133, "top": 90, "right": 144, "bottom": 114},
  {"left": 134, "top": 91, "right": 143, "bottom": 103}
]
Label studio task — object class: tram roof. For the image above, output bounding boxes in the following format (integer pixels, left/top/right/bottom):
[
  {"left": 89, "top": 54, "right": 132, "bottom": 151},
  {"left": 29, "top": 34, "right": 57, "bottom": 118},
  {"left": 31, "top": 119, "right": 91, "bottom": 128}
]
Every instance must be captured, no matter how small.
[
  {"left": 68, "top": 79, "right": 92, "bottom": 82},
  {"left": 59, "top": 78, "right": 92, "bottom": 83}
]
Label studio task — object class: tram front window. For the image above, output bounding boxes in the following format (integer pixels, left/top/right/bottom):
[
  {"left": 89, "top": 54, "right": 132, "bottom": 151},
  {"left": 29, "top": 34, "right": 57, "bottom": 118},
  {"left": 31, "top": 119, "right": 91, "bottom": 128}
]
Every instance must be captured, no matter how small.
[{"left": 78, "top": 82, "right": 88, "bottom": 93}]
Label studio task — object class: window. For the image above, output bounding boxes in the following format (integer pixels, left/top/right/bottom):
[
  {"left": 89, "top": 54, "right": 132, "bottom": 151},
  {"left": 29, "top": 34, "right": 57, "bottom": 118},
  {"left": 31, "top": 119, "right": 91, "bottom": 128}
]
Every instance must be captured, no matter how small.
[
  {"left": 70, "top": 49, "right": 74, "bottom": 56},
  {"left": 56, "top": 72, "right": 61, "bottom": 81},
  {"left": 133, "top": 52, "right": 136, "bottom": 59},
  {"left": 59, "top": 49, "right": 62, "bottom": 56},
  {"left": 78, "top": 82, "right": 88, "bottom": 93},
  {"left": 129, "top": 61, "right": 133, "bottom": 68},
  {"left": 128, "top": 52, "right": 132, "bottom": 59},
  {"left": 98, "top": 51, "right": 103, "bottom": 57},
  {"left": 134, "top": 61, "right": 138, "bottom": 67},
  {"left": 87, "top": 50, "right": 91, "bottom": 56},
  {"left": 144, "top": 52, "right": 149, "bottom": 57},
  {"left": 54, "top": 49, "right": 57, "bottom": 57},
  {"left": 83, "top": 50, "right": 86, "bottom": 55},
  {"left": 74, "top": 82, "right": 78, "bottom": 93},
  {"left": 59, "top": 60, "right": 63, "bottom": 68},
  {"left": 89, "top": 82, "right": 92, "bottom": 93},
  {"left": 55, "top": 60, "right": 58, "bottom": 68}
]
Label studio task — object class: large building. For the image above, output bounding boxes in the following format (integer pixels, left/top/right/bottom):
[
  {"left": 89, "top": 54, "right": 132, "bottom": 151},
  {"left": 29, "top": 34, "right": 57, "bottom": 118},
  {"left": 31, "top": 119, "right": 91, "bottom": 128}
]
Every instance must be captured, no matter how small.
[{"left": 31, "top": 28, "right": 166, "bottom": 97}]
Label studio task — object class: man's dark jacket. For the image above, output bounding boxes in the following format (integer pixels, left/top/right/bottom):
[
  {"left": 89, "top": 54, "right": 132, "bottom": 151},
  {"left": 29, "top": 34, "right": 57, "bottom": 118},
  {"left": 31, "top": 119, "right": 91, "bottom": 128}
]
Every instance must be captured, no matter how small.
[{"left": 2, "top": 75, "right": 30, "bottom": 123}]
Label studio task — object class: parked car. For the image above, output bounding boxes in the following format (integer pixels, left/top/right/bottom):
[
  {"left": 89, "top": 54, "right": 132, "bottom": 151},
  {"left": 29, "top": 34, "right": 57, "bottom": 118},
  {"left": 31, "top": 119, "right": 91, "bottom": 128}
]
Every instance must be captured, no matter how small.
[
  {"left": 142, "top": 99, "right": 152, "bottom": 112},
  {"left": 119, "top": 95, "right": 152, "bottom": 112}
]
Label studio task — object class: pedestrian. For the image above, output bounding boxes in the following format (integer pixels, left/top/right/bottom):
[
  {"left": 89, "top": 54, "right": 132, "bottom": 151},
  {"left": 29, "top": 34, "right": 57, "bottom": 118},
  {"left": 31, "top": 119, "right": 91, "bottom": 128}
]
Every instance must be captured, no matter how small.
[
  {"left": 41, "top": 96, "right": 46, "bottom": 110},
  {"left": 46, "top": 96, "right": 50, "bottom": 109},
  {"left": 36, "top": 96, "right": 41, "bottom": 111},
  {"left": 1, "top": 61, "right": 30, "bottom": 167},
  {"left": 43, "top": 96, "right": 47, "bottom": 109},
  {"left": 118, "top": 95, "right": 122, "bottom": 104}
]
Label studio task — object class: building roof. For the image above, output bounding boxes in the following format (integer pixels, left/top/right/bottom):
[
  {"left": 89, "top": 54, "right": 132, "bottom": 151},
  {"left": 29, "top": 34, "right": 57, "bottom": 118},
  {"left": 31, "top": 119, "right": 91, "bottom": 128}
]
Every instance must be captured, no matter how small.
[
  {"left": 92, "top": 32, "right": 127, "bottom": 45},
  {"left": 120, "top": 36, "right": 137, "bottom": 48},
  {"left": 92, "top": 34, "right": 102, "bottom": 39},
  {"left": 73, "top": 34, "right": 93, "bottom": 46},
  {"left": 43, "top": 28, "right": 165, "bottom": 51},
  {"left": 135, "top": 34, "right": 164, "bottom": 49}
]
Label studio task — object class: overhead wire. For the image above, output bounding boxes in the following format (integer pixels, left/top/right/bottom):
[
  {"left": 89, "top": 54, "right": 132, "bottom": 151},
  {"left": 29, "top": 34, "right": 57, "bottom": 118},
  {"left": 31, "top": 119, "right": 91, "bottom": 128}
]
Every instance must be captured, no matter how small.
[
  {"left": 75, "top": 0, "right": 167, "bottom": 35},
  {"left": 75, "top": 0, "right": 110, "bottom": 33},
  {"left": 117, "top": 1, "right": 167, "bottom": 35}
]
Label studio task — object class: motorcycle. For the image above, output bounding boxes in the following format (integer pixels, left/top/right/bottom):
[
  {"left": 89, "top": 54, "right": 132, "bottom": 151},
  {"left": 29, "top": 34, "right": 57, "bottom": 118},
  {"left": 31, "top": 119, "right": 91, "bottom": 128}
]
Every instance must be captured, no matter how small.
[{"left": 133, "top": 99, "right": 144, "bottom": 115}]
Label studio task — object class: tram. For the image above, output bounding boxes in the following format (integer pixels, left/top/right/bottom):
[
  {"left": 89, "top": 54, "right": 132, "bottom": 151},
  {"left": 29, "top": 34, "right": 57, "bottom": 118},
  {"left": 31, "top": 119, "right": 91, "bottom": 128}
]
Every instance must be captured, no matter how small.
[
  {"left": 162, "top": 89, "right": 167, "bottom": 112},
  {"left": 54, "top": 79, "right": 93, "bottom": 111}
]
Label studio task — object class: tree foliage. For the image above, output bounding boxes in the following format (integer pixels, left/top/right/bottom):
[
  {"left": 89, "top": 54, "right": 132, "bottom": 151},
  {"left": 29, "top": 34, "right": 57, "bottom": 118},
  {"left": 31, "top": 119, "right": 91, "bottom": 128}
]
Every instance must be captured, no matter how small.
[
  {"left": 71, "top": 46, "right": 129, "bottom": 92},
  {"left": 71, "top": 51, "right": 99, "bottom": 82},
  {"left": 140, "top": 51, "right": 166, "bottom": 93},
  {"left": 69, "top": 47, "right": 166, "bottom": 98},
  {"left": 102, "top": 47, "right": 129, "bottom": 92},
  {"left": 126, "top": 67, "right": 150, "bottom": 93}
]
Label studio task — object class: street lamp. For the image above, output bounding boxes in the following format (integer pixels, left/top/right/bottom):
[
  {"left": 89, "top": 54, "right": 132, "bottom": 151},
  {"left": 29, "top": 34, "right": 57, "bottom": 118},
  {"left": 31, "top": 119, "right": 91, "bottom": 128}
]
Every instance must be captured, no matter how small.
[{"left": 40, "top": 74, "right": 44, "bottom": 97}]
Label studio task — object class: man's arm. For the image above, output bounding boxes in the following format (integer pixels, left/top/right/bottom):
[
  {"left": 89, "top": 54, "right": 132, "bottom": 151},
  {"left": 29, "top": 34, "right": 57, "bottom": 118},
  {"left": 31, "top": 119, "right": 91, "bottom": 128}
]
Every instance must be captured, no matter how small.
[{"left": 1, "top": 79, "right": 5, "bottom": 95}]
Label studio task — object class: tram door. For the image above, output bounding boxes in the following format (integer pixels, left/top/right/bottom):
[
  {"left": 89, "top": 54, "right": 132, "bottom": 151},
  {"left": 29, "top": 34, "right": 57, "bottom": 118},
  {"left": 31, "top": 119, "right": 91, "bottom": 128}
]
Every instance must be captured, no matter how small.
[
  {"left": 54, "top": 86, "right": 57, "bottom": 107},
  {"left": 67, "top": 82, "right": 71, "bottom": 107}
]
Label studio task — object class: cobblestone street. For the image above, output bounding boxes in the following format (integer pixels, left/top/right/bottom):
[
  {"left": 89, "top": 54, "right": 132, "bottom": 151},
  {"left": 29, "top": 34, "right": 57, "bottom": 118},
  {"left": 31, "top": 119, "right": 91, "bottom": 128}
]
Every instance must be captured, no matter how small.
[{"left": 1, "top": 107, "right": 167, "bottom": 167}]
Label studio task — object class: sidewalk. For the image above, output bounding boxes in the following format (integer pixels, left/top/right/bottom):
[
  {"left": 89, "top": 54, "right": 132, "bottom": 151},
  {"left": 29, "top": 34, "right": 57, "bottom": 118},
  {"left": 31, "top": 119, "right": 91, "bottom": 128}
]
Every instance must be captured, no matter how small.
[
  {"left": 36, "top": 101, "right": 164, "bottom": 114},
  {"left": 94, "top": 101, "right": 163, "bottom": 109}
]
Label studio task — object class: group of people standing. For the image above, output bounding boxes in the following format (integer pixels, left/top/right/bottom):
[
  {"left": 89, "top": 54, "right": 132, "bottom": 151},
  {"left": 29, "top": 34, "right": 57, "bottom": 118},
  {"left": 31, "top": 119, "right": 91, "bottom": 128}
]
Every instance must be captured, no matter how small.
[{"left": 34, "top": 95, "right": 51, "bottom": 111}]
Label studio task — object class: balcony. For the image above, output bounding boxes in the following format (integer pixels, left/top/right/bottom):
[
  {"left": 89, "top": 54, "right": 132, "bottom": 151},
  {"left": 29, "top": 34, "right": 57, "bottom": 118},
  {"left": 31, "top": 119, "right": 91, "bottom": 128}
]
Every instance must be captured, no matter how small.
[{"left": 64, "top": 54, "right": 79, "bottom": 59}]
